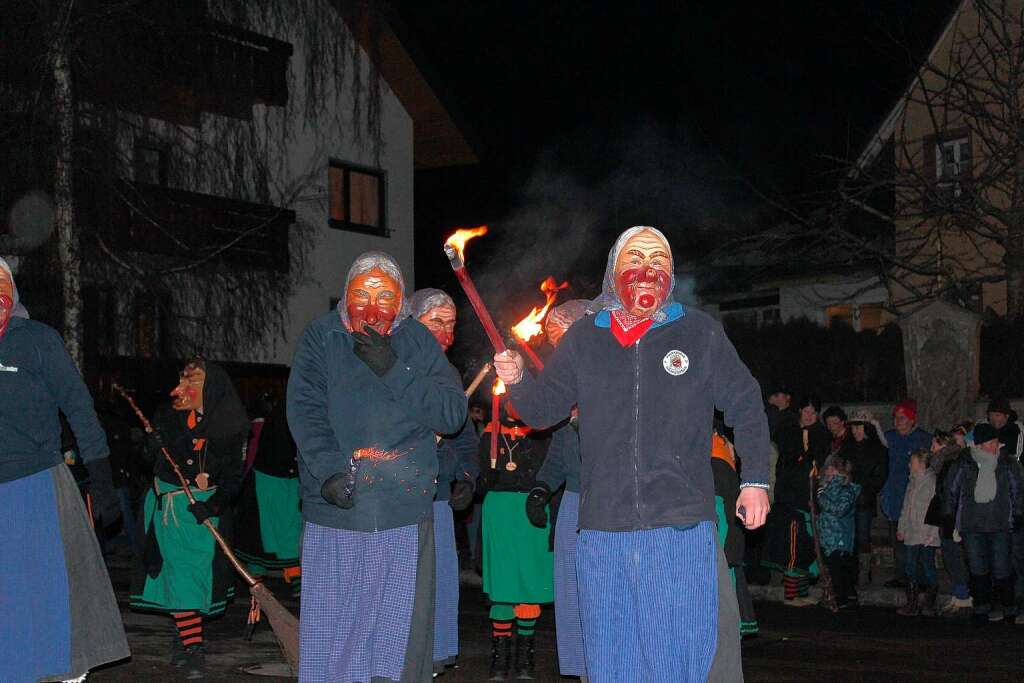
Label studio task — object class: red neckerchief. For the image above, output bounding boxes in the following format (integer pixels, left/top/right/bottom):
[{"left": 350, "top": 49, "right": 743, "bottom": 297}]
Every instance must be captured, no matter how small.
[
  {"left": 482, "top": 423, "right": 532, "bottom": 439},
  {"left": 610, "top": 309, "right": 654, "bottom": 347}
]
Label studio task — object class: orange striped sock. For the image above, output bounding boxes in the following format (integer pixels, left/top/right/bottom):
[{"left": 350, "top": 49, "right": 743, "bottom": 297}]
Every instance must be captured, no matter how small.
[
  {"left": 173, "top": 611, "right": 203, "bottom": 648},
  {"left": 492, "top": 620, "right": 513, "bottom": 638}
]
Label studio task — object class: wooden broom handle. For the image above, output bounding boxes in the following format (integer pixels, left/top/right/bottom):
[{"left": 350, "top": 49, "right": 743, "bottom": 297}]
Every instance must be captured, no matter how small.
[{"left": 112, "top": 384, "right": 258, "bottom": 587}]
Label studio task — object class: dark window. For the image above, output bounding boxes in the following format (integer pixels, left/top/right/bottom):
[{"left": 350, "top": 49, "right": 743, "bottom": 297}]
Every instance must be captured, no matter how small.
[
  {"left": 922, "top": 130, "right": 972, "bottom": 212},
  {"left": 328, "top": 160, "right": 387, "bottom": 237},
  {"left": 134, "top": 141, "right": 169, "bottom": 186}
]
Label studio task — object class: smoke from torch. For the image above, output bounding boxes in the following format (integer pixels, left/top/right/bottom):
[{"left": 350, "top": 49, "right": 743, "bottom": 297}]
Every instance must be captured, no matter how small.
[
  {"left": 510, "top": 276, "right": 569, "bottom": 370},
  {"left": 443, "top": 227, "right": 507, "bottom": 354}
]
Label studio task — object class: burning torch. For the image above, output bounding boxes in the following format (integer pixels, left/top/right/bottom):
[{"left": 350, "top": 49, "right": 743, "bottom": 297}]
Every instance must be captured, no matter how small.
[
  {"left": 490, "top": 378, "right": 505, "bottom": 469},
  {"left": 443, "top": 227, "right": 507, "bottom": 354},
  {"left": 510, "top": 276, "right": 568, "bottom": 371}
]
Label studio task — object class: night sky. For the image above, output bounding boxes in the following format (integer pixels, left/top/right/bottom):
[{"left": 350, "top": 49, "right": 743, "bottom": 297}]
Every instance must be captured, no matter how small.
[{"left": 397, "top": 1, "right": 958, "bottom": 362}]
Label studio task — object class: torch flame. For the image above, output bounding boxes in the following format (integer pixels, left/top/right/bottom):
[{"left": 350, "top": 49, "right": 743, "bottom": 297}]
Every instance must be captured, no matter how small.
[
  {"left": 511, "top": 276, "right": 569, "bottom": 342},
  {"left": 493, "top": 378, "right": 506, "bottom": 396},
  {"left": 444, "top": 226, "right": 489, "bottom": 261}
]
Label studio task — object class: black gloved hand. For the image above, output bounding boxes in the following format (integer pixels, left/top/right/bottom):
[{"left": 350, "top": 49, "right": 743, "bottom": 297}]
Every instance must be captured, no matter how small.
[
  {"left": 188, "top": 500, "right": 216, "bottom": 525},
  {"left": 525, "top": 484, "right": 551, "bottom": 528},
  {"left": 145, "top": 429, "right": 166, "bottom": 453},
  {"left": 352, "top": 327, "right": 398, "bottom": 377},
  {"left": 449, "top": 480, "right": 475, "bottom": 511},
  {"left": 322, "top": 470, "right": 356, "bottom": 509}
]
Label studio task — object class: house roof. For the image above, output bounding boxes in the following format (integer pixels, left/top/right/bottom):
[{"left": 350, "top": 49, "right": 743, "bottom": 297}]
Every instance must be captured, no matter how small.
[
  {"left": 853, "top": 0, "right": 967, "bottom": 172},
  {"left": 339, "top": 4, "right": 479, "bottom": 170}
]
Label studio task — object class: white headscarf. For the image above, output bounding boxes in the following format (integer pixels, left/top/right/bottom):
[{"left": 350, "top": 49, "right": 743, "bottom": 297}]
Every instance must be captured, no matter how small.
[
  {"left": 408, "top": 288, "right": 455, "bottom": 320},
  {"left": 587, "top": 226, "right": 677, "bottom": 322},
  {"left": 0, "top": 257, "right": 29, "bottom": 319},
  {"left": 335, "top": 251, "right": 410, "bottom": 333}
]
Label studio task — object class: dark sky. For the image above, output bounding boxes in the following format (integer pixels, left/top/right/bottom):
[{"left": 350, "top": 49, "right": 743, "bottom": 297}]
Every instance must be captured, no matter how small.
[{"left": 396, "top": 1, "right": 958, "bottom": 354}]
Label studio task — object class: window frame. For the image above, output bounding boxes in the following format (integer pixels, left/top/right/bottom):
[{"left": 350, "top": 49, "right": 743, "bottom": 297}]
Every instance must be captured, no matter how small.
[
  {"left": 133, "top": 138, "right": 170, "bottom": 187},
  {"left": 327, "top": 159, "right": 389, "bottom": 237}
]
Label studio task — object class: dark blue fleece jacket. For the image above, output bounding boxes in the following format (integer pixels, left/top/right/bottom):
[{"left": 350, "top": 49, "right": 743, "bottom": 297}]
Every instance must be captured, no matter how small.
[
  {"left": 435, "top": 416, "right": 479, "bottom": 502},
  {"left": 0, "top": 317, "right": 109, "bottom": 482},
  {"left": 287, "top": 313, "right": 467, "bottom": 532},
  {"left": 508, "top": 306, "right": 769, "bottom": 532},
  {"left": 536, "top": 419, "right": 581, "bottom": 494}
]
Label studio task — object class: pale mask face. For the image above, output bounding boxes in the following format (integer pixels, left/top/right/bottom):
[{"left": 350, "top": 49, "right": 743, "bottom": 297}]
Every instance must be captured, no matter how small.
[
  {"left": 613, "top": 229, "right": 673, "bottom": 318},
  {"left": 418, "top": 304, "right": 457, "bottom": 352}
]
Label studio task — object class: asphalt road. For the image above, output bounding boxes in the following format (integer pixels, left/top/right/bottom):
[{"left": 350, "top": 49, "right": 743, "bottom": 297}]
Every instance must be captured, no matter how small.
[{"left": 91, "top": 562, "right": 1021, "bottom": 682}]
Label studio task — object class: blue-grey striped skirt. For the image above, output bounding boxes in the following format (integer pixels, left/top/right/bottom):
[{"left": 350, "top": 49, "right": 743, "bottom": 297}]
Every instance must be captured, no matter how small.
[
  {"left": 432, "top": 501, "right": 459, "bottom": 664},
  {"left": 577, "top": 522, "right": 719, "bottom": 683},
  {"left": 554, "top": 491, "right": 585, "bottom": 677},
  {"left": 299, "top": 521, "right": 419, "bottom": 683}
]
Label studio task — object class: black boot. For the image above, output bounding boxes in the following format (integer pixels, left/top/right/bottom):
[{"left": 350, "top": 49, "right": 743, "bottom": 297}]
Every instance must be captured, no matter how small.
[
  {"left": 897, "top": 582, "right": 919, "bottom": 616},
  {"left": 514, "top": 634, "right": 536, "bottom": 680},
  {"left": 489, "top": 636, "right": 512, "bottom": 681},
  {"left": 919, "top": 584, "right": 938, "bottom": 616},
  {"left": 183, "top": 644, "right": 206, "bottom": 680}
]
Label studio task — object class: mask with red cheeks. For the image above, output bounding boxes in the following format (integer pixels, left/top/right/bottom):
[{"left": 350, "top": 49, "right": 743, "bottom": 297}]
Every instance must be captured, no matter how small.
[
  {"left": 0, "top": 294, "right": 11, "bottom": 338},
  {"left": 346, "top": 267, "right": 402, "bottom": 335},
  {"left": 613, "top": 229, "right": 673, "bottom": 318},
  {"left": 170, "top": 364, "right": 205, "bottom": 412},
  {"left": 417, "top": 304, "right": 456, "bottom": 352}
]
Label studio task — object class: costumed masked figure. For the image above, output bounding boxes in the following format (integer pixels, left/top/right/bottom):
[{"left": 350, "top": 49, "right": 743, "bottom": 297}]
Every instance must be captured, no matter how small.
[
  {"left": 130, "top": 359, "right": 248, "bottom": 679},
  {"left": 479, "top": 395, "right": 553, "bottom": 680},
  {"left": 525, "top": 299, "right": 591, "bottom": 681},
  {"left": 234, "top": 396, "right": 303, "bottom": 597},
  {"left": 287, "top": 252, "right": 467, "bottom": 683},
  {"left": 493, "top": 227, "right": 771, "bottom": 683},
  {"left": 408, "top": 288, "right": 479, "bottom": 676},
  {"left": 711, "top": 428, "right": 759, "bottom": 635},
  {"left": 0, "top": 258, "right": 129, "bottom": 682},
  {"left": 764, "top": 395, "right": 828, "bottom": 603}
]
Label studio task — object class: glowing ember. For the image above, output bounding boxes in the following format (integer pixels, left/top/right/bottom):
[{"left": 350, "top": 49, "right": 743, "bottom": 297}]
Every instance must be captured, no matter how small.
[
  {"left": 444, "top": 226, "right": 489, "bottom": 262},
  {"left": 511, "top": 276, "right": 569, "bottom": 342},
  {"left": 353, "top": 447, "right": 407, "bottom": 462},
  {"left": 493, "top": 378, "right": 506, "bottom": 396}
]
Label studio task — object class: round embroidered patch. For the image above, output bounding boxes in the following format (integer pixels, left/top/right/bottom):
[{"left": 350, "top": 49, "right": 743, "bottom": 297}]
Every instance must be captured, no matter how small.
[{"left": 663, "top": 350, "right": 689, "bottom": 376}]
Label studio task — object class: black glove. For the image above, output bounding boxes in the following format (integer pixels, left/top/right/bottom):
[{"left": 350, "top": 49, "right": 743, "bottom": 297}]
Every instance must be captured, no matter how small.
[
  {"left": 352, "top": 327, "right": 398, "bottom": 377},
  {"left": 145, "top": 429, "right": 166, "bottom": 453},
  {"left": 322, "top": 470, "right": 356, "bottom": 509},
  {"left": 188, "top": 500, "right": 216, "bottom": 525},
  {"left": 449, "top": 480, "right": 475, "bottom": 511},
  {"left": 525, "top": 484, "right": 551, "bottom": 528}
]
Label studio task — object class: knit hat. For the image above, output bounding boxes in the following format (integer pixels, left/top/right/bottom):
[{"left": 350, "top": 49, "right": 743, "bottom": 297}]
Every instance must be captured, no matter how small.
[
  {"left": 847, "top": 409, "right": 875, "bottom": 425},
  {"left": 986, "top": 397, "right": 1012, "bottom": 416},
  {"left": 892, "top": 399, "right": 918, "bottom": 423},
  {"left": 973, "top": 423, "right": 1000, "bottom": 446}
]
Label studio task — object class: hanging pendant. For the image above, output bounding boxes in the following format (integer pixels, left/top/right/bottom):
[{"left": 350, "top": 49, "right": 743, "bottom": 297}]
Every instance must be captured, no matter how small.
[
  {"left": 195, "top": 472, "right": 210, "bottom": 490},
  {"left": 505, "top": 461, "right": 518, "bottom": 472}
]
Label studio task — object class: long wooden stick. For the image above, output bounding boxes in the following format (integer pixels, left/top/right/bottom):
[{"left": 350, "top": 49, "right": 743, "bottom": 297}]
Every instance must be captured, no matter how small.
[
  {"left": 464, "top": 362, "right": 492, "bottom": 397},
  {"left": 112, "top": 384, "right": 257, "bottom": 587}
]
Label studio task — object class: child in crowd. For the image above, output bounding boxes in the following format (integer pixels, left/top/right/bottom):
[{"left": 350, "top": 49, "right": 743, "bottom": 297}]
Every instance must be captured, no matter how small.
[
  {"left": 816, "top": 453, "right": 861, "bottom": 609},
  {"left": 929, "top": 431, "right": 972, "bottom": 618},
  {"left": 897, "top": 449, "right": 940, "bottom": 616}
]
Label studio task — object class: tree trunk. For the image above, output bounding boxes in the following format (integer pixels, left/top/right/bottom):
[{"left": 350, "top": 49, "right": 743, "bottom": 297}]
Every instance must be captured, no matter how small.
[{"left": 50, "top": 24, "right": 82, "bottom": 367}]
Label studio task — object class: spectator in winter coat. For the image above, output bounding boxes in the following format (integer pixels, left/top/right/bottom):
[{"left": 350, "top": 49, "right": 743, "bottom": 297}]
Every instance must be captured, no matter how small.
[
  {"left": 816, "top": 453, "right": 861, "bottom": 609},
  {"left": 822, "top": 406, "right": 849, "bottom": 456},
  {"left": 979, "top": 398, "right": 1022, "bottom": 461},
  {"left": 843, "top": 409, "right": 889, "bottom": 584},
  {"left": 944, "top": 423, "right": 1024, "bottom": 623},
  {"left": 766, "top": 385, "right": 797, "bottom": 443},
  {"left": 881, "top": 399, "right": 932, "bottom": 588},
  {"left": 896, "top": 449, "right": 941, "bottom": 617},
  {"left": 929, "top": 431, "right": 972, "bottom": 618}
]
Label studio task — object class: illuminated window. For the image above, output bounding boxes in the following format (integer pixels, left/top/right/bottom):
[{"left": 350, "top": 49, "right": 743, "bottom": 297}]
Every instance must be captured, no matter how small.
[{"left": 328, "top": 161, "right": 387, "bottom": 237}]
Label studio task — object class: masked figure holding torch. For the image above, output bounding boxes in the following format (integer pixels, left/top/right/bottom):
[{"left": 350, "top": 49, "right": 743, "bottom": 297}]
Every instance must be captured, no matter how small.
[
  {"left": 287, "top": 253, "right": 467, "bottom": 683},
  {"left": 407, "top": 288, "right": 479, "bottom": 676},
  {"left": 130, "top": 358, "right": 249, "bottom": 678},
  {"left": 0, "top": 258, "right": 130, "bottom": 682},
  {"left": 525, "top": 298, "right": 591, "bottom": 681},
  {"left": 494, "top": 227, "right": 771, "bottom": 683}
]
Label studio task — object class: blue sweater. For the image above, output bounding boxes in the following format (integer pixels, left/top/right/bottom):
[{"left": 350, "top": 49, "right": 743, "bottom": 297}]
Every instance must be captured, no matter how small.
[
  {"left": 536, "top": 418, "right": 581, "bottom": 493},
  {"left": 508, "top": 306, "right": 770, "bottom": 532},
  {"left": 880, "top": 427, "right": 932, "bottom": 521},
  {"left": 435, "top": 415, "right": 479, "bottom": 502},
  {"left": 0, "top": 318, "right": 109, "bottom": 483},
  {"left": 286, "top": 313, "right": 467, "bottom": 532},
  {"left": 817, "top": 478, "right": 861, "bottom": 556}
]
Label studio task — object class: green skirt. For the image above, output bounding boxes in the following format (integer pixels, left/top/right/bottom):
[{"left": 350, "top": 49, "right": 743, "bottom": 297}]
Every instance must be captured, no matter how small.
[
  {"left": 482, "top": 491, "right": 554, "bottom": 604},
  {"left": 130, "top": 480, "right": 234, "bottom": 615},
  {"left": 235, "top": 471, "right": 302, "bottom": 569}
]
